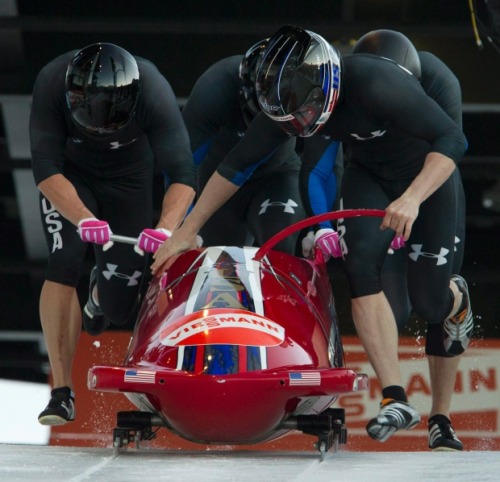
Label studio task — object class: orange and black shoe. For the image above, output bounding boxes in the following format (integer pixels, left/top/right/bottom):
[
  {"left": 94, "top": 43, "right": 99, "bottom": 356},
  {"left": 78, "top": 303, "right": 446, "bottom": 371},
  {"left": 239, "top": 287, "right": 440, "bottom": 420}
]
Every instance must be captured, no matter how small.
[{"left": 366, "top": 398, "right": 421, "bottom": 442}]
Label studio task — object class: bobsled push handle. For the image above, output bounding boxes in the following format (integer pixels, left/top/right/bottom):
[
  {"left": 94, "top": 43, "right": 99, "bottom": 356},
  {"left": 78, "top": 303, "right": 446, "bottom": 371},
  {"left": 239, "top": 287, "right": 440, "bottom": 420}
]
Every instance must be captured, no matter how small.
[
  {"left": 109, "top": 234, "right": 146, "bottom": 255},
  {"left": 110, "top": 234, "right": 138, "bottom": 245},
  {"left": 253, "top": 209, "right": 386, "bottom": 261}
]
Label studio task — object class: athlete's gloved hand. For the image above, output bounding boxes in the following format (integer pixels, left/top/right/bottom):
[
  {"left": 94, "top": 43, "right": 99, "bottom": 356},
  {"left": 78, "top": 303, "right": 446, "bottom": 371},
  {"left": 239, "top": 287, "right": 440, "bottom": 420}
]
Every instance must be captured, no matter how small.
[
  {"left": 314, "top": 228, "right": 342, "bottom": 261},
  {"left": 78, "top": 218, "right": 113, "bottom": 251},
  {"left": 387, "top": 235, "right": 406, "bottom": 255},
  {"left": 302, "top": 229, "right": 342, "bottom": 260},
  {"left": 135, "top": 228, "right": 172, "bottom": 256}
]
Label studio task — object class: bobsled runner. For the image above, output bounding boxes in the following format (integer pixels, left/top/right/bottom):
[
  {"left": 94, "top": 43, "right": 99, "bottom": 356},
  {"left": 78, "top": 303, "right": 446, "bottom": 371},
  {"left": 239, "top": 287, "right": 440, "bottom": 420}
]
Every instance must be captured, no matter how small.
[{"left": 88, "top": 210, "right": 383, "bottom": 458}]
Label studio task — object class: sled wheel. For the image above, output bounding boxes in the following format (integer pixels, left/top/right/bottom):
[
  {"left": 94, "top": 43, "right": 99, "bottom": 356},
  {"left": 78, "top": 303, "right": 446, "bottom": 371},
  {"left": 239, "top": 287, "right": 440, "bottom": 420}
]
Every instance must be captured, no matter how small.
[
  {"left": 318, "top": 440, "right": 327, "bottom": 461},
  {"left": 113, "top": 434, "right": 123, "bottom": 450},
  {"left": 112, "top": 428, "right": 130, "bottom": 449},
  {"left": 332, "top": 433, "right": 340, "bottom": 453}
]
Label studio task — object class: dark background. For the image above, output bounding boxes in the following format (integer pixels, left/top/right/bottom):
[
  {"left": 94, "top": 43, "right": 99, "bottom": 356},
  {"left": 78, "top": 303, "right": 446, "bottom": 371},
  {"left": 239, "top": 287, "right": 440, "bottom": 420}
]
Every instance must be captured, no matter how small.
[{"left": 0, "top": 1, "right": 499, "bottom": 382}]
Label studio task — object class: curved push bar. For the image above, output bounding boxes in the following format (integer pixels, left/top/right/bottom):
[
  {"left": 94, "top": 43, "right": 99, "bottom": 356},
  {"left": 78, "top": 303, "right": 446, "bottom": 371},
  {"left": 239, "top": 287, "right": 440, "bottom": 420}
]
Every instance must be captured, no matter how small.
[{"left": 253, "top": 209, "right": 385, "bottom": 261}]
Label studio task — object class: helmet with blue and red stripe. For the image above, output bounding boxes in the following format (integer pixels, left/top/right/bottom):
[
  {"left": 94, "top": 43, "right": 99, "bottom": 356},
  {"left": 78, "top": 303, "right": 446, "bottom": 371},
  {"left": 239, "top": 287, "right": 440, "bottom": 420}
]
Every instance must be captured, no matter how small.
[
  {"left": 255, "top": 25, "right": 341, "bottom": 138},
  {"left": 239, "top": 38, "right": 269, "bottom": 126}
]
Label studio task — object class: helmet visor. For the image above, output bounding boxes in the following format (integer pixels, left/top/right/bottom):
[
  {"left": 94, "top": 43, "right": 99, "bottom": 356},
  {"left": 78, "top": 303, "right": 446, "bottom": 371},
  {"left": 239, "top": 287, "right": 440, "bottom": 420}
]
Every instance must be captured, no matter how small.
[
  {"left": 66, "top": 43, "right": 140, "bottom": 136},
  {"left": 256, "top": 26, "right": 340, "bottom": 137}
]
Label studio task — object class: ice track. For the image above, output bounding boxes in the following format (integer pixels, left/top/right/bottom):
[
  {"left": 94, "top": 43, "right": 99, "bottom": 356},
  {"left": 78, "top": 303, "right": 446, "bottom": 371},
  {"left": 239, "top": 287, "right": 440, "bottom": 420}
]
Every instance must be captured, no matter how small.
[{"left": 0, "top": 445, "right": 499, "bottom": 482}]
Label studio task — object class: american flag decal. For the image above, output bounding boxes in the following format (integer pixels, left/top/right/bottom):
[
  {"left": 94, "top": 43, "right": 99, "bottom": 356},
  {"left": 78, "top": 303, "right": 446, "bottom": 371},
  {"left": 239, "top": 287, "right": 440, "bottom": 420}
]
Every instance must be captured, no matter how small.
[
  {"left": 124, "top": 369, "right": 156, "bottom": 384},
  {"left": 289, "top": 371, "right": 321, "bottom": 386}
]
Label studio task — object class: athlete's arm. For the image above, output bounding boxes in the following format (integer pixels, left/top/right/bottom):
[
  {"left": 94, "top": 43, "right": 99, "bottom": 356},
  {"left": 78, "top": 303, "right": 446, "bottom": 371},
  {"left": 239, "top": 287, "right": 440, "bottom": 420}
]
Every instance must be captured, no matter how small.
[
  {"left": 30, "top": 61, "right": 70, "bottom": 185},
  {"left": 151, "top": 111, "right": 288, "bottom": 275},
  {"left": 138, "top": 61, "right": 197, "bottom": 191},
  {"left": 156, "top": 183, "right": 196, "bottom": 233},
  {"left": 37, "top": 174, "right": 95, "bottom": 226},
  {"left": 418, "top": 51, "right": 463, "bottom": 128},
  {"left": 381, "top": 151, "right": 456, "bottom": 240},
  {"left": 138, "top": 61, "right": 197, "bottom": 232},
  {"left": 300, "top": 137, "right": 342, "bottom": 230},
  {"left": 216, "top": 112, "right": 290, "bottom": 185},
  {"left": 357, "top": 58, "right": 466, "bottom": 165},
  {"left": 182, "top": 57, "right": 241, "bottom": 165},
  {"left": 359, "top": 60, "right": 467, "bottom": 238},
  {"left": 30, "top": 60, "right": 96, "bottom": 226},
  {"left": 151, "top": 172, "right": 238, "bottom": 275}
]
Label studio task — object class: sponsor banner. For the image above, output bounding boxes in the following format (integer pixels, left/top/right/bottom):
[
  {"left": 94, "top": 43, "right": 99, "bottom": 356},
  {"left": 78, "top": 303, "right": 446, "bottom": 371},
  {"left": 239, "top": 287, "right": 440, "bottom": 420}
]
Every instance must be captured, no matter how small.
[{"left": 338, "top": 336, "right": 500, "bottom": 451}]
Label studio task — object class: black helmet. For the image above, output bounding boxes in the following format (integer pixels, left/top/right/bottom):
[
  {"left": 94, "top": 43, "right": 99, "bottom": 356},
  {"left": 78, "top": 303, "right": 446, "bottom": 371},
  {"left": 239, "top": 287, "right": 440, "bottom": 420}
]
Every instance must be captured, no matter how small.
[
  {"left": 255, "top": 25, "right": 341, "bottom": 138},
  {"left": 352, "top": 29, "right": 421, "bottom": 79},
  {"left": 239, "top": 38, "right": 269, "bottom": 126},
  {"left": 65, "top": 43, "right": 140, "bottom": 136}
]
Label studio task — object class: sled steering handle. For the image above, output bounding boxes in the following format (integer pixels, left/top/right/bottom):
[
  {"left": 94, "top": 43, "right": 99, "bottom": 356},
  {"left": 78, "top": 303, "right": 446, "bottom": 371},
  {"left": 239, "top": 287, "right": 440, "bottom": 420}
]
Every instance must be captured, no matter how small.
[
  {"left": 109, "top": 234, "right": 138, "bottom": 245},
  {"left": 253, "top": 208, "right": 386, "bottom": 261},
  {"left": 109, "top": 234, "right": 146, "bottom": 255}
]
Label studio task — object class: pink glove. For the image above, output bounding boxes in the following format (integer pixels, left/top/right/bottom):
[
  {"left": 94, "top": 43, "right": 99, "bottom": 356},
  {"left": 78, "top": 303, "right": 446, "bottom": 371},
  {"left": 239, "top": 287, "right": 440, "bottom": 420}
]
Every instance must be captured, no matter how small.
[
  {"left": 135, "top": 228, "right": 172, "bottom": 256},
  {"left": 387, "top": 235, "right": 406, "bottom": 254},
  {"left": 78, "top": 218, "right": 113, "bottom": 250},
  {"left": 314, "top": 228, "right": 342, "bottom": 260},
  {"left": 390, "top": 235, "right": 406, "bottom": 250}
]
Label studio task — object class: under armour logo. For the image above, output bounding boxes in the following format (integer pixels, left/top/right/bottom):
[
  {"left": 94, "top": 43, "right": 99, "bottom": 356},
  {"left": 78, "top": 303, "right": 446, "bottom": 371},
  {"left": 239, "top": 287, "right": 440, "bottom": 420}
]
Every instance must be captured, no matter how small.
[
  {"left": 408, "top": 245, "right": 449, "bottom": 266},
  {"left": 102, "top": 264, "right": 142, "bottom": 286},
  {"left": 259, "top": 198, "right": 298, "bottom": 215},
  {"left": 71, "top": 137, "right": 83, "bottom": 143},
  {"left": 350, "top": 130, "right": 386, "bottom": 141},
  {"left": 110, "top": 138, "right": 138, "bottom": 150}
]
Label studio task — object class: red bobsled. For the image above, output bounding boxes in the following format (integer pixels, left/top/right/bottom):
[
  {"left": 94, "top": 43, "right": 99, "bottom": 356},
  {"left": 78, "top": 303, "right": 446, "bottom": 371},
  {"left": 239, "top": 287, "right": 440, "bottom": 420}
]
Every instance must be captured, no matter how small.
[{"left": 87, "top": 210, "right": 383, "bottom": 456}]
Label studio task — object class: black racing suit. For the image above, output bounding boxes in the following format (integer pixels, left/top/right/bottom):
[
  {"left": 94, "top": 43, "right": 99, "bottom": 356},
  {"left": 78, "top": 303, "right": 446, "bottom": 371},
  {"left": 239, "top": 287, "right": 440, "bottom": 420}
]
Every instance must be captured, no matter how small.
[
  {"left": 300, "top": 52, "right": 467, "bottom": 332},
  {"left": 182, "top": 55, "right": 305, "bottom": 254},
  {"left": 30, "top": 51, "right": 196, "bottom": 326},
  {"left": 214, "top": 53, "right": 468, "bottom": 357},
  {"left": 376, "top": 52, "right": 467, "bottom": 330}
]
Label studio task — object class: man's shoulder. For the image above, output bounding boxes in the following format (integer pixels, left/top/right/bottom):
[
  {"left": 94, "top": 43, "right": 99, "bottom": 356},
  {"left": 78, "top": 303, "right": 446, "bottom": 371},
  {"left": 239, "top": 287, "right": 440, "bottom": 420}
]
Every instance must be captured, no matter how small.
[
  {"left": 201, "top": 56, "right": 242, "bottom": 80},
  {"left": 39, "top": 51, "right": 75, "bottom": 77},
  {"left": 343, "top": 53, "right": 419, "bottom": 98},
  {"left": 419, "top": 51, "right": 456, "bottom": 80},
  {"left": 344, "top": 53, "right": 404, "bottom": 74},
  {"left": 135, "top": 57, "right": 162, "bottom": 77},
  {"left": 188, "top": 56, "right": 241, "bottom": 98}
]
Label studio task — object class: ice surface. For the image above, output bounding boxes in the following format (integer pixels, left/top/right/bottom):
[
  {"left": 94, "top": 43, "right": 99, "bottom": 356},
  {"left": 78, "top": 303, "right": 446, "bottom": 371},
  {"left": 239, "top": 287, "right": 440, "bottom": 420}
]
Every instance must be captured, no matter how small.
[{"left": 0, "top": 445, "right": 499, "bottom": 482}]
